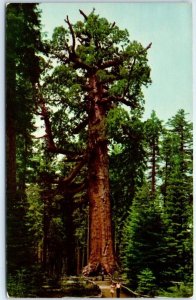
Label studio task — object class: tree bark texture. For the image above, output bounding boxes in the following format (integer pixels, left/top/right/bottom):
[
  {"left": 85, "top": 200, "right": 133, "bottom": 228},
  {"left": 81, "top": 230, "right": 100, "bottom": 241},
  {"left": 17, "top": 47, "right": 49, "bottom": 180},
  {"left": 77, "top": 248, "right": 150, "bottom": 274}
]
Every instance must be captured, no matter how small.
[{"left": 83, "top": 75, "right": 117, "bottom": 275}]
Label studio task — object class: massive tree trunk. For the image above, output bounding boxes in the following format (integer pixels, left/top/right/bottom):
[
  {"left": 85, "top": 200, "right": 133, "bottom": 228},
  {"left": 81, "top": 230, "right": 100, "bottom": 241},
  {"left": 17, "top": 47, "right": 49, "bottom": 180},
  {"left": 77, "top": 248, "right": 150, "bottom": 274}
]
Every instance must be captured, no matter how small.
[{"left": 83, "top": 75, "right": 117, "bottom": 275}]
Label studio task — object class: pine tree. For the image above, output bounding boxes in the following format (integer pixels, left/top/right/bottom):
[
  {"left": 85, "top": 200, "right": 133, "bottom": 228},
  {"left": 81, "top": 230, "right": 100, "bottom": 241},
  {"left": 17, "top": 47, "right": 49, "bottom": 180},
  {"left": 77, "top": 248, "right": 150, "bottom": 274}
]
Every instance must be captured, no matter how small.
[
  {"left": 6, "top": 3, "right": 42, "bottom": 276},
  {"left": 161, "top": 110, "right": 193, "bottom": 283},
  {"left": 108, "top": 107, "right": 146, "bottom": 256},
  {"left": 144, "top": 110, "right": 163, "bottom": 195},
  {"left": 121, "top": 184, "right": 165, "bottom": 289}
]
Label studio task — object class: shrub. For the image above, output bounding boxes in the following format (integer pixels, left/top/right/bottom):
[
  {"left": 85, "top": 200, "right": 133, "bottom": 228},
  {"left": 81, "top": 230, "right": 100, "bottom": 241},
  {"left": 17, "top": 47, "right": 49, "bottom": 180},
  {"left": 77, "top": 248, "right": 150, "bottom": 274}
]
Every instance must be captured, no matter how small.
[
  {"left": 7, "top": 269, "right": 27, "bottom": 297},
  {"left": 159, "top": 282, "right": 193, "bottom": 298},
  {"left": 136, "top": 268, "right": 157, "bottom": 297}
]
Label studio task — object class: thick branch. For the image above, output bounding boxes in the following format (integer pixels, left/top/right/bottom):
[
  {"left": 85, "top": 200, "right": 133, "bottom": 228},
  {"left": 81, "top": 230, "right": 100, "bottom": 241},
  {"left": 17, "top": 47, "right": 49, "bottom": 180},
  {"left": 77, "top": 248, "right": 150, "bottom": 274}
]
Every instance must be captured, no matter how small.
[
  {"left": 102, "top": 95, "right": 135, "bottom": 107},
  {"left": 100, "top": 57, "right": 123, "bottom": 70},
  {"left": 72, "top": 118, "right": 88, "bottom": 134},
  {"left": 72, "top": 56, "right": 92, "bottom": 71},
  {"left": 48, "top": 145, "right": 84, "bottom": 157},
  {"left": 64, "top": 14, "right": 93, "bottom": 71},
  {"left": 63, "top": 158, "right": 87, "bottom": 184},
  {"left": 63, "top": 156, "right": 85, "bottom": 162},
  {"left": 37, "top": 91, "right": 84, "bottom": 157},
  {"left": 40, "top": 100, "right": 56, "bottom": 150},
  {"left": 100, "top": 42, "right": 152, "bottom": 70},
  {"left": 55, "top": 181, "right": 86, "bottom": 199},
  {"left": 71, "top": 181, "right": 86, "bottom": 195}
]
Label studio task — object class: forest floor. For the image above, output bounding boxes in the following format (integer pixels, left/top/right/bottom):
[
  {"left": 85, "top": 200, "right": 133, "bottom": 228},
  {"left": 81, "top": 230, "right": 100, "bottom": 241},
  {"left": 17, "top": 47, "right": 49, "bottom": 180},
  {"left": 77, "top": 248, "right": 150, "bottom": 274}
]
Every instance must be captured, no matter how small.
[{"left": 96, "top": 279, "right": 132, "bottom": 298}]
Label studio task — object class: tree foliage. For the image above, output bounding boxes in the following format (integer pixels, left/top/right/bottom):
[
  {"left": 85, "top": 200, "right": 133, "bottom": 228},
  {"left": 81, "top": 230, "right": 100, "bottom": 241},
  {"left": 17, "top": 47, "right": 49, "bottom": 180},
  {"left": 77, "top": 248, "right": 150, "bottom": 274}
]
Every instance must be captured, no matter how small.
[
  {"left": 121, "top": 110, "right": 193, "bottom": 296},
  {"left": 6, "top": 3, "right": 43, "bottom": 278}
]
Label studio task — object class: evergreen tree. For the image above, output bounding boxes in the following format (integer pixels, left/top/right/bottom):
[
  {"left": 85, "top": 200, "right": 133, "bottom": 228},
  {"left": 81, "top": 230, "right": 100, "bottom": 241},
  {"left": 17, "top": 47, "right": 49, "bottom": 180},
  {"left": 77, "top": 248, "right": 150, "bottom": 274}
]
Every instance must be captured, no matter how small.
[
  {"left": 108, "top": 107, "right": 146, "bottom": 256},
  {"left": 161, "top": 110, "right": 193, "bottom": 283},
  {"left": 121, "top": 184, "right": 165, "bottom": 289},
  {"left": 144, "top": 110, "right": 163, "bottom": 195},
  {"left": 6, "top": 3, "right": 42, "bottom": 276}
]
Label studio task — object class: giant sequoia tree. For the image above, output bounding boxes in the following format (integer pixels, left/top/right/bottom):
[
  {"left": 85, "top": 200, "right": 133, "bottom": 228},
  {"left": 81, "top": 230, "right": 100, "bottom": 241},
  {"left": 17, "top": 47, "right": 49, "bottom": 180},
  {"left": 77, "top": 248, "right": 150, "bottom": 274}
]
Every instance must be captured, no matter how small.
[{"left": 38, "top": 10, "right": 151, "bottom": 275}]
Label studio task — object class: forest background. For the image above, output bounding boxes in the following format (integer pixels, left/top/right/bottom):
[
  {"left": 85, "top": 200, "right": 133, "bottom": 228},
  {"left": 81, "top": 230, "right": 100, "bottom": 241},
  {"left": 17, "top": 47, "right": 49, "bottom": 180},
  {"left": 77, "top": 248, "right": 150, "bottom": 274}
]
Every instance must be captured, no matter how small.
[{"left": 3, "top": 1, "right": 196, "bottom": 299}]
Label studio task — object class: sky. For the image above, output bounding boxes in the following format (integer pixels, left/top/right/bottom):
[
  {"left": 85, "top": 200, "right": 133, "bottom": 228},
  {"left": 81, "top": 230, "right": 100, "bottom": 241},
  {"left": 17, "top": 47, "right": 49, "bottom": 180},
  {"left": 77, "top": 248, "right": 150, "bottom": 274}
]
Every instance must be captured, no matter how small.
[{"left": 40, "top": 2, "right": 193, "bottom": 122}]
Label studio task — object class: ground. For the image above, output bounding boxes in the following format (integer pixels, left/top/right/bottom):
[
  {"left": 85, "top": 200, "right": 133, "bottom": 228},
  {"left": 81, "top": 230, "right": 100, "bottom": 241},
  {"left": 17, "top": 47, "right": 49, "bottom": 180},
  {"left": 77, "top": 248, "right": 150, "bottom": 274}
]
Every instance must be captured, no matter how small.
[{"left": 95, "top": 279, "right": 132, "bottom": 298}]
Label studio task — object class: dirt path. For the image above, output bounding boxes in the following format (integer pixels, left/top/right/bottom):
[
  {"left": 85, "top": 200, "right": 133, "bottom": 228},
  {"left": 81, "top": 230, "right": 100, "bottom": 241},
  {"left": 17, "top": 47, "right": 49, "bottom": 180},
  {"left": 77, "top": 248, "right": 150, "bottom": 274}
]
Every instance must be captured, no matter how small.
[{"left": 96, "top": 280, "right": 131, "bottom": 298}]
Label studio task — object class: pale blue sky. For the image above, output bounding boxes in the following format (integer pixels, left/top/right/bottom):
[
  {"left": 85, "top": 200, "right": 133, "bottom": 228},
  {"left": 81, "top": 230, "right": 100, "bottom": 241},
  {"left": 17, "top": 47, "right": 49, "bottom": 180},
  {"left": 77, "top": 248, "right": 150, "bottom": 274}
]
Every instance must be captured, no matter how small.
[{"left": 40, "top": 2, "right": 192, "bottom": 122}]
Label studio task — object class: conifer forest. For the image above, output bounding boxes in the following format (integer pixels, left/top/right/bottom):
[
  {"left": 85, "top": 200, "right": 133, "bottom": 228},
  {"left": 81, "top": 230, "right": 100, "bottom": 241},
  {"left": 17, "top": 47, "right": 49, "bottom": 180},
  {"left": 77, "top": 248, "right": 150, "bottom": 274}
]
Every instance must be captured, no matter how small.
[{"left": 6, "top": 3, "right": 193, "bottom": 298}]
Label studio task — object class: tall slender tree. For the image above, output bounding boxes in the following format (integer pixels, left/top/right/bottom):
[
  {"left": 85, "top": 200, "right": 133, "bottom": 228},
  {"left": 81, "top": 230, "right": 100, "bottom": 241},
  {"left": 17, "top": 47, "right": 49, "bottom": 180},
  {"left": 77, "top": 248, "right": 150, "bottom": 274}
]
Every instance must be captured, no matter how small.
[
  {"left": 144, "top": 110, "right": 163, "bottom": 195},
  {"left": 108, "top": 107, "right": 146, "bottom": 257},
  {"left": 6, "top": 3, "right": 42, "bottom": 274},
  {"left": 161, "top": 110, "right": 193, "bottom": 282},
  {"left": 121, "top": 184, "right": 165, "bottom": 289}
]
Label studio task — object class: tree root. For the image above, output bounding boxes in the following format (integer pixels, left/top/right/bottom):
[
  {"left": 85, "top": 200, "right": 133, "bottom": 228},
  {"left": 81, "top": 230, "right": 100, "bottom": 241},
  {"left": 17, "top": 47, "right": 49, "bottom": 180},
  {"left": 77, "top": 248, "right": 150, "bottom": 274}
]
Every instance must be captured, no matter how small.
[{"left": 82, "top": 260, "right": 118, "bottom": 276}]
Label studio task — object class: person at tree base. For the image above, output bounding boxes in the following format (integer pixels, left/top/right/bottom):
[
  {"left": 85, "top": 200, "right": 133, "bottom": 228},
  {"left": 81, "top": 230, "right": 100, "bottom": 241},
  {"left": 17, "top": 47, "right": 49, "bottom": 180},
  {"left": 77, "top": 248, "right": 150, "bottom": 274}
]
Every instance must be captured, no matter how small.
[
  {"left": 116, "top": 282, "right": 121, "bottom": 298},
  {"left": 110, "top": 282, "right": 115, "bottom": 297}
]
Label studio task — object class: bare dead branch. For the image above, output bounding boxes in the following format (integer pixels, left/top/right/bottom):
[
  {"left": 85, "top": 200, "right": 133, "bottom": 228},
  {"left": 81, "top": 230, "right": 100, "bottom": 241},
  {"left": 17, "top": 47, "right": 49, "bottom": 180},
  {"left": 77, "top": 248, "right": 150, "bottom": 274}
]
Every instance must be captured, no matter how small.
[
  {"left": 65, "top": 15, "right": 76, "bottom": 52},
  {"left": 144, "top": 42, "right": 152, "bottom": 51},
  {"left": 79, "top": 9, "right": 88, "bottom": 21}
]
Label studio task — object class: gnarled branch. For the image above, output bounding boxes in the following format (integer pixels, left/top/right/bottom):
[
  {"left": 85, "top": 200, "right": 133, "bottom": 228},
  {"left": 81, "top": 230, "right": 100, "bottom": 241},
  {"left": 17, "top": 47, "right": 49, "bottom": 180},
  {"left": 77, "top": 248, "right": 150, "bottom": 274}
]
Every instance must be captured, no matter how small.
[
  {"left": 36, "top": 89, "right": 84, "bottom": 157},
  {"left": 100, "top": 42, "right": 152, "bottom": 70},
  {"left": 63, "top": 157, "right": 87, "bottom": 184},
  {"left": 79, "top": 9, "right": 88, "bottom": 21},
  {"left": 102, "top": 95, "right": 136, "bottom": 108},
  {"left": 65, "top": 15, "right": 76, "bottom": 52}
]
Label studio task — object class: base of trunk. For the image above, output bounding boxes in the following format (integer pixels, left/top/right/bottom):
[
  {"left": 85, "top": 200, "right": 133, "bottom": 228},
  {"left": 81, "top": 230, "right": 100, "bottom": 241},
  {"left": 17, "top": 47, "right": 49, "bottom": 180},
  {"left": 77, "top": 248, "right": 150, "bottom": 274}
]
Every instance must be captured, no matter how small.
[{"left": 82, "top": 260, "right": 118, "bottom": 276}]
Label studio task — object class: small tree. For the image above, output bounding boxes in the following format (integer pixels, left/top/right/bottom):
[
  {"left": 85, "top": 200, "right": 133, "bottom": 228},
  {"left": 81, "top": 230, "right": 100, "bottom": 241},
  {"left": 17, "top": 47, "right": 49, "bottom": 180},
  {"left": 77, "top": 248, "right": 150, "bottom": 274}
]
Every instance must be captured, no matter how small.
[
  {"left": 137, "top": 268, "right": 157, "bottom": 296},
  {"left": 121, "top": 184, "right": 165, "bottom": 288}
]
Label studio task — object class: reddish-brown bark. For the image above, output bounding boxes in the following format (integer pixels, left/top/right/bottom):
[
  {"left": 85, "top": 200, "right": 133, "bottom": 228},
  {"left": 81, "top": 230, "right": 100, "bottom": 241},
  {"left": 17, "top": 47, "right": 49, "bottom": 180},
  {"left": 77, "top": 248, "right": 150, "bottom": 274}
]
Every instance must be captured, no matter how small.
[
  {"left": 83, "top": 74, "right": 117, "bottom": 276},
  {"left": 38, "top": 73, "right": 118, "bottom": 275}
]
